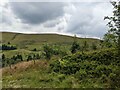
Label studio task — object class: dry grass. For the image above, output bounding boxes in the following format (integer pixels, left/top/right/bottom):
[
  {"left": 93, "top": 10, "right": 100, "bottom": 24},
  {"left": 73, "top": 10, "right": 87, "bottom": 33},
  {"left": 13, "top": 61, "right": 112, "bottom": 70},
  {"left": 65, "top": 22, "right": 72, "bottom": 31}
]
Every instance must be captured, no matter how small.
[{"left": 1, "top": 60, "right": 48, "bottom": 75}]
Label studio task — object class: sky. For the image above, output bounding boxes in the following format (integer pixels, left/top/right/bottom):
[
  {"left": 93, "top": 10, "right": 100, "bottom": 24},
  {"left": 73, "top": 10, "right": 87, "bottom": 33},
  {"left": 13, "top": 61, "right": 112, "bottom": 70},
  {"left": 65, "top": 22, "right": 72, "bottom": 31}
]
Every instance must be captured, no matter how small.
[{"left": 0, "top": 0, "right": 116, "bottom": 39}]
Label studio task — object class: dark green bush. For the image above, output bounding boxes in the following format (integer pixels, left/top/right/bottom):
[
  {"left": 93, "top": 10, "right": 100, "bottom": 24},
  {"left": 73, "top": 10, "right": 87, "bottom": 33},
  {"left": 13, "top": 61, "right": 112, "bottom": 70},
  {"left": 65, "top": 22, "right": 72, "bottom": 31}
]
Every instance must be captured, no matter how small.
[
  {"left": 95, "top": 65, "right": 112, "bottom": 77},
  {"left": 50, "top": 48, "right": 119, "bottom": 75},
  {"left": 70, "top": 40, "right": 80, "bottom": 54},
  {"left": 43, "top": 44, "right": 53, "bottom": 60},
  {"left": 50, "top": 60, "right": 61, "bottom": 73},
  {"left": 108, "top": 67, "right": 120, "bottom": 88},
  {"left": 75, "top": 69, "right": 87, "bottom": 80},
  {"left": 27, "top": 55, "right": 32, "bottom": 61},
  {"left": 0, "top": 44, "right": 17, "bottom": 50}
]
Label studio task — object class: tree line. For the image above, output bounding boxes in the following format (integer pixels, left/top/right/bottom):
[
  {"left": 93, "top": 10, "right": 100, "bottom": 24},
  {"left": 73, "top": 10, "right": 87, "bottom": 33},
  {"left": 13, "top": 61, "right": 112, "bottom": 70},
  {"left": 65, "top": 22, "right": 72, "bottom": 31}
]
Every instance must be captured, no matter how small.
[
  {"left": 0, "top": 44, "right": 17, "bottom": 50},
  {"left": 1, "top": 53, "right": 41, "bottom": 68}
]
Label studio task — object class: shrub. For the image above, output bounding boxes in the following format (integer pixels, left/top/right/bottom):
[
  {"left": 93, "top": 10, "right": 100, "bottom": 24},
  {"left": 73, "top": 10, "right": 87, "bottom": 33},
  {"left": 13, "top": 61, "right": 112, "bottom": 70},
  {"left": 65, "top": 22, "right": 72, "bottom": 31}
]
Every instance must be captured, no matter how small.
[
  {"left": 11, "top": 55, "right": 23, "bottom": 61},
  {"left": 100, "top": 74, "right": 108, "bottom": 83},
  {"left": 2, "top": 54, "right": 5, "bottom": 67},
  {"left": 50, "top": 60, "right": 61, "bottom": 73},
  {"left": 36, "top": 54, "right": 41, "bottom": 59},
  {"left": 70, "top": 37, "right": 80, "bottom": 54},
  {"left": 91, "top": 42, "right": 97, "bottom": 50},
  {"left": 43, "top": 44, "right": 53, "bottom": 60},
  {"left": 32, "top": 48, "right": 37, "bottom": 51},
  {"left": 27, "top": 55, "right": 32, "bottom": 61},
  {"left": 75, "top": 69, "right": 87, "bottom": 80},
  {"left": 57, "top": 74, "right": 66, "bottom": 82},
  {"left": 50, "top": 48, "right": 119, "bottom": 75},
  {"left": 95, "top": 65, "right": 112, "bottom": 77},
  {"left": 71, "top": 41, "right": 80, "bottom": 54},
  {"left": 108, "top": 68, "right": 120, "bottom": 88}
]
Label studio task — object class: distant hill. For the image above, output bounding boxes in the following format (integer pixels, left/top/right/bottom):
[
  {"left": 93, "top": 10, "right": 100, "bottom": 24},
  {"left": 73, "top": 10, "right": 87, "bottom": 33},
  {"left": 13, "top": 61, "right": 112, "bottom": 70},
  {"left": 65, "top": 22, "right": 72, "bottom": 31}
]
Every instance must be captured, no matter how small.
[
  {"left": 1, "top": 32, "right": 100, "bottom": 46},
  {"left": 1, "top": 32, "right": 101, "bottom": 59}
]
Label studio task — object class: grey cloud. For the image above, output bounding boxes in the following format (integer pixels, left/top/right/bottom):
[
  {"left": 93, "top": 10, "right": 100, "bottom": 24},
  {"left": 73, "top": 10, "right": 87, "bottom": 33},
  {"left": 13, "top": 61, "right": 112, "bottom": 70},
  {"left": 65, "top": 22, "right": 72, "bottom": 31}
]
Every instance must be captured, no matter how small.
[
  {"left": 58, "top": 26, "right": 65, "bottom": 31},
  {"left": 66, "top": 2, "right": 112, "bottom": 38},
  {"left": 1, "top": 9, "right": 12, "bottom": 25},
  {"left": 10, "top": 2, "right": 66, "bottom": 24},
  {"left": 43, "top": 19, "right": 60, "bottom": 28}
]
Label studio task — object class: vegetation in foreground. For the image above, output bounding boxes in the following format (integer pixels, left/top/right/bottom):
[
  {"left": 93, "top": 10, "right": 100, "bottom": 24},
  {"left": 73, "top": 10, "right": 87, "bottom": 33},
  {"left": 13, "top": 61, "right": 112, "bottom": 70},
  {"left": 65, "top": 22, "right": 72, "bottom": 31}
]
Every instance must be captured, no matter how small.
[{"left": 2, "top": 48, "right": 120, "bottom": 88}]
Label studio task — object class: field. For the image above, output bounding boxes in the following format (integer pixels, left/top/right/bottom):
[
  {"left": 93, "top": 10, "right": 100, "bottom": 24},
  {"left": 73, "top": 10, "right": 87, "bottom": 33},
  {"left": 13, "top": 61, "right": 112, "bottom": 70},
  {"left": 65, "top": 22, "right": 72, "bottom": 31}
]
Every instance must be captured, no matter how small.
[{"left": 1, "top": 32, "right": 120, "bottom": 88}]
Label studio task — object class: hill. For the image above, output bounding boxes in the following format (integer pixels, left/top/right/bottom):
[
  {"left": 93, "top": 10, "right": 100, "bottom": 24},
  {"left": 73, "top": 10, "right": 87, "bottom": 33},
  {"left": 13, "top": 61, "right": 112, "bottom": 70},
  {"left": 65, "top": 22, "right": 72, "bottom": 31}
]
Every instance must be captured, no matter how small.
[
  {"left": 1, "top": 32, "right": 100, "bottom": 48},
  {"left": 1, "top": 31, "right": 101, "bottom": 61},
  {"left": 1, "top": 32, "right": 120, "bottom": 88}
]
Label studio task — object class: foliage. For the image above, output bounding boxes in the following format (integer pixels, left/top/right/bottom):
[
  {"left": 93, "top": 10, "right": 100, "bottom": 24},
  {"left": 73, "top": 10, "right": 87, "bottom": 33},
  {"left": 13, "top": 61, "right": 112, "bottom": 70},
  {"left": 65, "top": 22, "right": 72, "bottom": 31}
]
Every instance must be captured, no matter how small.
[
  {"left": 82, "top": 41, "right": 89, "bottom": 51},
  {"left": 52, "top": 45, "right": 68, "bottom": 57},
  {"left": 104, "top": 1, "right": 120, "bottom": 59},
  {"left": 70, "top": 35, "right": 80, "bottom": 54},
  {"left": 50, "top": 48, "right": 120, "bottom": 88},
  {"left": 0, "top": 44, "right": 17, "bottom": 50},
  {"left": 35, "top": 54, "right": 41, "bottom": 59},
  {"left": 11, "top": 55, "right": 23, "bottom": 61},
  {"left": 32, "top": 48, "right": 37, "bottom": 51},
  {"left": 2, "top": 54, "right": 5, "bottom": 60},
  {"left": 103, "top": 33, "right": 117, "bottom": 48},
  {"left": 2, "top": 54, "right": 6, "bottom": 67},
  {"left": 91, "top": 42, "right": 97, "bottom": 50},
  {"left": 27, "top": 55, "right": 32, "bottom": 61},
  {"left": 50, "top": 48, "right": 119, "bottom": 74},
  {"left": 43, "top": 44, "right": 53, "bottom": 60},
  {"left": 2, "top": 54, "right": 23, "bottom": 67}
]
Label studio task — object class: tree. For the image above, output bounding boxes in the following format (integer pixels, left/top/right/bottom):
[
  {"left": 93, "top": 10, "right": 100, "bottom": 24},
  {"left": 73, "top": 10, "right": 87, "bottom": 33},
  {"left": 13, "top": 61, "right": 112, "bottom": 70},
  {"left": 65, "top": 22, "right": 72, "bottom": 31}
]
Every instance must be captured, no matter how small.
[
  {"left": 99, "top": 39, "right": 104, "bottom": 49},
  {"left": 2, "top": 54, "right": 5, "bottom": 60},
  {"left": 2, "top": 54, "right": 5, "bottom": 67},
  {"left": 91, "top": 42, "right": 97, "bottom": 50},
  {"left": 71, "top": 35, "right": 80, "bottom": 54},
  {"left": 27, "top": 55, "right": 32, "bottom": 61},
  {"left": 103, "top": 33, "right": 118, "bottom": 48},
  {"left": 1, "top": 44, "right": 17, "bottom": 50},
  {"left": 43, "top": 44, "right": 53, "bottom": 60},
  {"left": 82, "top": 41, "right": 89, "bottom": 52},
  {"left": 104, "top": 1, "right": 120, "bottom": 59},
  {"left": 33, "top": 48, "right": 37, "bottom": 51},
  {"left": 11, "top": 55, "right": 23, "bottom": 61},
  {"left": 17, "top": 55, "right": 23, "bottom": 61},
  {"left": 8, "top": 42, "right": 10, "bottom": 45},
  {"left": 36, "top": 54, "right": 40, "bottom": 59},
  {"left": 6, "top": 58, "right": 12, "bottom": 69}
]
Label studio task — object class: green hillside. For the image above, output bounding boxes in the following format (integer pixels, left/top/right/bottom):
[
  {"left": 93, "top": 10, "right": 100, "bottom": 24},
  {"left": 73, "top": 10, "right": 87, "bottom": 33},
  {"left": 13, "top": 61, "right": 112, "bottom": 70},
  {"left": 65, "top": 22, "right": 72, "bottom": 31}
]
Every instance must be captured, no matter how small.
[
  {"left": 3, "top": 32, "right": 119, "bottom": 88},
  {"left": 1, "top": 32, "right": 100, "bottom": 47},
  {"left": 1, "top": 32, "right": 101, "bottom": 57}
]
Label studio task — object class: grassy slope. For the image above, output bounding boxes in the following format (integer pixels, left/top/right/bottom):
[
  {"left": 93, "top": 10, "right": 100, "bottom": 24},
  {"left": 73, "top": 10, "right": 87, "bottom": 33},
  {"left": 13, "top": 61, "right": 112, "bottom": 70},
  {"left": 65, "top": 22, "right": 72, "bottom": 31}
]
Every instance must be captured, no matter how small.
[
  {"left": 1, "top": 32, "right": 100, "bottom": 46},
  {"left": 1, "top": 32, "right": 104, "bottom": 88},
  {"left": 2, "top": 60, "right": 77, "bottom": 88},
  {"left": 1, "top": 32, "right": 101, "bottom": 58},
  {"left": 1, "top": 60, "right": 104, "bottom": 88},
  {"left": 2, "top": 60, "right": 50, "bottom": 88}
]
